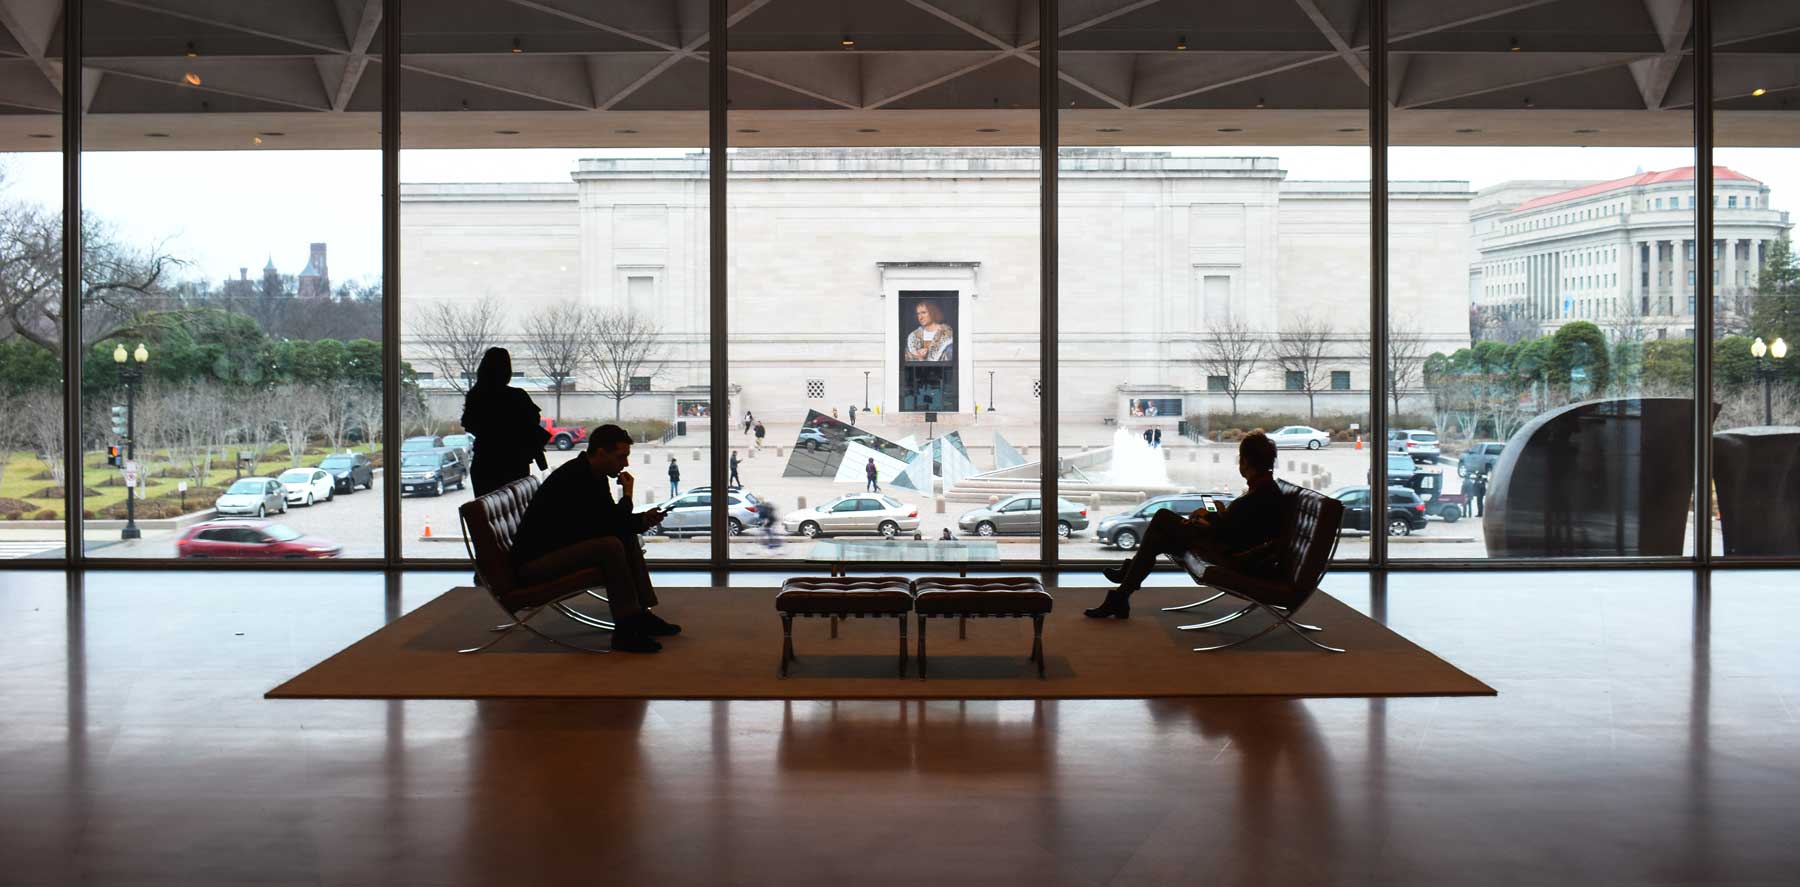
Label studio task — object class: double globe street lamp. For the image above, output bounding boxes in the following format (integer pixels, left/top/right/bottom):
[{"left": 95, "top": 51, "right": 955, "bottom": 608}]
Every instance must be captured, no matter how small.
[
  {"left": 1750, "top": 336, "right": 1788, "bottom": 427},
  {"left": 112, "top": 342, "right": 149, "bottom": 540}
]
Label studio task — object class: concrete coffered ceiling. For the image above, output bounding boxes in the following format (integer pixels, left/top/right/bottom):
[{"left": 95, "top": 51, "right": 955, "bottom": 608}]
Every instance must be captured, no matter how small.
[{"left": 0, "top": 0, "right": 1795, "bottom": 150}]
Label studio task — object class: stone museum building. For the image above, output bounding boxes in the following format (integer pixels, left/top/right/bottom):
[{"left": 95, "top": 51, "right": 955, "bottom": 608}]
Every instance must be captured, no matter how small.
[{"left": 402, "top": 148, "right": 1476, "bottom": 426}]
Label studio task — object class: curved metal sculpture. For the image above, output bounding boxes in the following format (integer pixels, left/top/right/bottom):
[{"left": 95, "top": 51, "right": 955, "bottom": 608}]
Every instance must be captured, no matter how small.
[
  {"left": 1713, "top": 426, "right": 1800, "bottom": 556},
  {"left": 1483, "top": 397, "right": 1714, "bottom": 558}
]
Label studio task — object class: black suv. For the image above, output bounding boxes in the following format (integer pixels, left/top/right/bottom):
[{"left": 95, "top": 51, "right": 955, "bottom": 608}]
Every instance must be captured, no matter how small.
[
  {"left": 1094, "top": 492, "right": 1236, "bottom": 550},
  {"left": 317, "top": 452, "right": 374, "bottom": 493},
  {"left": 399, "top": 448, "right": 467, "bottom": 497},
  {"left": 1331, "top": 485, "right": 1429, "bottom": 536}
]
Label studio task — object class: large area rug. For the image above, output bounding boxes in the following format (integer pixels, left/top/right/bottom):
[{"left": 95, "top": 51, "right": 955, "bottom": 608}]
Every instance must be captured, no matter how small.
[{"left": 268, "top": 585, "right": 1493, "bottom": 700}]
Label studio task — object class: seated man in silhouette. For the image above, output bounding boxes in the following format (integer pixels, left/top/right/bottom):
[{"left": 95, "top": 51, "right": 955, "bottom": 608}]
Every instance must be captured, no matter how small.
[
  {"left": 1085, "top": 431, "right": 1287, "bottom": 619},
  {"left": 511, "top": 424, "right": 677, "bottom": 652}
]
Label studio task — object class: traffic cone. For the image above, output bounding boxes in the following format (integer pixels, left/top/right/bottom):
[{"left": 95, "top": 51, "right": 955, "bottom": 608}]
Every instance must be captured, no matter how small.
[
  {"left": 1355, "top": 434, "right": 1363, "bottom": 451},
  {"left": 422, "top": 519, "right": 432, "bottom": 539}
]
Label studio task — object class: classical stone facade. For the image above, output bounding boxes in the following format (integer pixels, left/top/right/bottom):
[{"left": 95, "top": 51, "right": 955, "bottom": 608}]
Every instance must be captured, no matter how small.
[{"left": 401, "top": 148, "right": 1474, "bottom": 426}]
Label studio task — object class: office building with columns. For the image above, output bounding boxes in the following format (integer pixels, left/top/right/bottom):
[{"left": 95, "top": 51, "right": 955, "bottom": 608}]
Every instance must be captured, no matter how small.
[{"left": 1471, "top": 167, "right": 1793, "bottom": 341}]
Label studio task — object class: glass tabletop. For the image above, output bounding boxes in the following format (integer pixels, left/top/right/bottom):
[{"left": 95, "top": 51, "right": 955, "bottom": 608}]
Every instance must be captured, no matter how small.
[{"left": 809, "top": 539, "right": 1002, "bottom": 564}]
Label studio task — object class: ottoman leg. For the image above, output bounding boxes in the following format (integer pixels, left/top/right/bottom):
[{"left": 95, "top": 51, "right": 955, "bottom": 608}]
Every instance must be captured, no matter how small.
[
  {"left": 918, "top": 615, "right": 928, "bottom": 680},
  {"left": 1032, "top": 614, "right": 1045, "bottom": 679},
  {"left": 780, "top": 614, "right": 794, "bottom": 677},
  {"left": 898, "top": 615, "right": 908, "bottom": 677}
]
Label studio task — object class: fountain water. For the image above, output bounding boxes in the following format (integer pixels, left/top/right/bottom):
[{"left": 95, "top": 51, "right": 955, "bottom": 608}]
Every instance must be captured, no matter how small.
[{"left": 1102, "top": 427, "right": 1170, "bottom": 487}]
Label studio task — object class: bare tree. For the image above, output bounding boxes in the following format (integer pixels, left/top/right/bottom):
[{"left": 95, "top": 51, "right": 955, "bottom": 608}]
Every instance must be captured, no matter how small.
[
  {"left": 1357, "top": 317, "right": 1431, "bottom": 418},
  {"left": 409, "top": 296, "right": 504, "bottom": 394},
  {"left": 271, "top": 383, "right": 329, "bottom": 467},
  {"left": 1193, "top": 317, "right": 1267, "bottom": 421},
  {"left": 585, "top": 308, "right": 666, "bottom": 420},
  {"left": 320, "top": 380, "right": 360, "bottom": 453},
  {"left": 21, "top": 389, "right": 65, "bottom": 487},
  {"left": 1269, "top": 312, "right": 1335, "bottom": 422},
  {"left": 349, "top": 384, "right": 386, "bottom": 448},
  {"left": 0, "top": 202, "right": 183, "bottom": 353},
  {"left": 522, "top": 299, "right": 596, "bottom": 420}
]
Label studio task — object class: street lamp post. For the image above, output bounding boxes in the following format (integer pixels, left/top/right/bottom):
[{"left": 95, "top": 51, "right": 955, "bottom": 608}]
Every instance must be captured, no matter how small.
[
  {"left": 863, "top": 371, "right": 871, "bottom": 410},
  {"left": 987, "top": 370, "right": 996, "bottom": 412},
  {"left": 113, "top": 342, "right": 149, "bottom": 540},
  {"left": 1750, "top": 336, "right": 1788, "bottom": 426}
]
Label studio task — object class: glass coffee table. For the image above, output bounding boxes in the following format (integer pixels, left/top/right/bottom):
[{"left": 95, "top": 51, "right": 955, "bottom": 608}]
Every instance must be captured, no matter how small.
[{"left": 810, "top": 539, "right": 1003, "bottom": 577}]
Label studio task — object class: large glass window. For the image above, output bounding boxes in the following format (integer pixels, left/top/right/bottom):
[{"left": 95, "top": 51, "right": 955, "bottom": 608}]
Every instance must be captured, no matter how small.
[
  {"left": 399, "top": 0, "right": 711, "bottom": 560},
  {"left": 0, "top": 63, "right": 61, "bottom": 558},
  {"left": 729, "top": 0, "right": 1042, "bottom": 561},
  {"left": 79, "top": 0, "right": 385, "bottom": 559},
  {"left": 1711, "top": 0, "right": 1799, "bottom": 558},
  {"left": 1058, "top": 0, "right": 1375, "bottom": 563},
  {"left": 1390, "top": 1, "right": 1696, "bottom": 560}
]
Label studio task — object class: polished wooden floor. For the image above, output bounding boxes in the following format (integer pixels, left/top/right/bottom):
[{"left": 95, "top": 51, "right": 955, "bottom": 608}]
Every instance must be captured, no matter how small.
[{"left": 1, "top": 568, "right": 1797, "bottom": 887}]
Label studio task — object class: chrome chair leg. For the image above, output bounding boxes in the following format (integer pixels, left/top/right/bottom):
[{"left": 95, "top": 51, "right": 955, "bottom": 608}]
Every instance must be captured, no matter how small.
[
  {"left": 552, "top": 601, "right": 615, "bottom": 631},
  {"left": 1178, "top": 604, "right": 1255, "bottom": 631},
  {"left": 1161, "top": 590, "right": 1225, "bottom": 612},
  {"left": 1278, "top": 617, "right": 1345, "bottom": 653}
]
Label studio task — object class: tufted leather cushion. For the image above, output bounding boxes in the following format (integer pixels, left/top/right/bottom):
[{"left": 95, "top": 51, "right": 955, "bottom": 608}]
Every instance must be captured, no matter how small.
[
  {"left": 913, "top": 577, "right": 1053, "bottom": 615},
  {"left": 777, "top": 577, "right": 915, "bottom": 615},
  {"left": 461, "top": 475, "right": 606, "bottom": 613}
]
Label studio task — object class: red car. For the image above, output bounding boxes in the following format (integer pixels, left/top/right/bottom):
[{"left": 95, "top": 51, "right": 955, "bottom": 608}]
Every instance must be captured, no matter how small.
[
  {"left": 541, "top": 417, "right": 587, "bottom": 451},
  {"left": 176, "top": 520, "right": 343, "bottom": 559}
]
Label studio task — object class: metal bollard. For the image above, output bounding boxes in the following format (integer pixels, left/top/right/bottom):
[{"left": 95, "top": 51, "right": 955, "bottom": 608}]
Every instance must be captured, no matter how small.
[{"left": 796, "top": 496, "right": 806, "bottom": 509}]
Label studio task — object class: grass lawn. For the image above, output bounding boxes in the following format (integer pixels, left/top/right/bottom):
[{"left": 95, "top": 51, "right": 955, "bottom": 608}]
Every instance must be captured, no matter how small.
[{"left": 0, "top": 443, "right": 382, "bottom": 520}]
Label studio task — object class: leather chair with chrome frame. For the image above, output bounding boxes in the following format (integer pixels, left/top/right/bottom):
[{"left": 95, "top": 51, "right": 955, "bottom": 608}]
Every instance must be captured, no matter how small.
[{"left": 455, "top": 475, "right": 616, "bottom": 654}]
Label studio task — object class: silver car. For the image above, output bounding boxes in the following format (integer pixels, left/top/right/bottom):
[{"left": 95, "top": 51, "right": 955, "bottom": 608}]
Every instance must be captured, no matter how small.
[
  {"left": 957, "top": 494, "right": 1090, "bottom": 538},
  {"left": 214, "top": 476, "right": 288, "bottom": 518},
  {"left": 782, "top": 494, "right": 920, "bottom": 538},
  {"left": 649, "top": 488, "right": 763, "bottom": 536}
]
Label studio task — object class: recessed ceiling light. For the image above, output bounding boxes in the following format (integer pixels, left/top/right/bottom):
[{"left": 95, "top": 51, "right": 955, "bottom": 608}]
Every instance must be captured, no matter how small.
[
  {"left": 1522, "top": 96, "right": 1535, "bottom": 108},
  {"left": 841, "top": 35, "right": 856, "bottom": 48},
  {"left": 736, "top": 128, "right": 760, "bottom": 133},
  {"left": 183, "top": 72, "right": 202, "bottom": 86},
  {"left": 185, "top": 42, "right": 199, "bottom": 59},
  {"left": 1509, "top": 36, "right": 1521, "bottom": 51},
  {"left": 253, "top": 136, "right": 263, "bottom": 145},
  {"left": 27, "top": 133, "right": 53, "bottom": 139},
  {"left": 1096, "top": 127, "right": 1122, "bottom": 133},
  {"left": 1751, "top": 87, "right": 1767, "bottom": 97},
  {"left": 976, "top": 128, "right": 1000, "bottom": 133},
  {"left": 1455, "top": 128, "right": 1482, "bottom": 133},
  {"left": 494, "top": 129, "right": 520, "bottom": 135},
  {"left": 615, "top": 128, "right": 639, "bottom": 134},
  {"left": 1573, "top": 128, "right": 1599, "bottom": 134},
  {"left": 1217, "top": 127, "right": 1243, "bottom": 133},
  {"left": 511, "top": 37, "right": 522, "bottom": 53},
  {"left": 258, "top": 131, "right": 285, "bottom": 137},
  {"left": 1175, "top": 34, "right": 1188, "bottom": 51},
  {"left": 857, "top": 128, "right": 879, "bottom": 133},
  {"left": 1336, "top": 127, "right": 1362, "bottom": 132},
  {"left": 145, "top": 132, "right": 170, "bottom": 138},
  {"left": 1255, "top": 97, "right": 1266, "bottom": 109}
]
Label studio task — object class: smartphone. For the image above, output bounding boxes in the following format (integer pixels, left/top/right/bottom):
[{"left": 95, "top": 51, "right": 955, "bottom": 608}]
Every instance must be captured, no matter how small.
[{"left": 1202, "top": 497, "right": 1219, "bottom": 513}]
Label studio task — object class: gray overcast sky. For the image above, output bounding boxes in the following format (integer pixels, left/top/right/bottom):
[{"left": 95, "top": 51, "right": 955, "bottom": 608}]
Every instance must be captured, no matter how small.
[{"left": 2, "top": 144, "right": 1794, "bottom": 284}]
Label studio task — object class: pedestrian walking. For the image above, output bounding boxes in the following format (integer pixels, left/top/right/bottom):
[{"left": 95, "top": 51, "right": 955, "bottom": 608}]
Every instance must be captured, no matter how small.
[
  {"left": 865, "top": 457, "right": 879, "bottom": 492},
  {"left": 742, "top": 411, "right": 752, "bottom": 435},
  {"left": 831, "top": 407, "right": 839, "bottom": 420},
  {"left": 1143, "top": 428, "right": 1154, "bottom": 447},
  {"left": 667, "top": 454, "right": 680, "bottom": 500},
  {"left": 848, "top": 404, "right": 857, "bottom": 425},
  {"left": 459, "top": 347, "right": 551, "bottom": 497},
  {"left": 1153, "top": 427, "right": 1162, "bottom": 448},
  {"left": 1470, "top": 471, "right": 1488, "bottom": 517},
  {"left": 753, "top": 421, "right": 766, "bottom": 449},
  {"left": 729, "top": 451, "right": 741, "bottom": 487}
]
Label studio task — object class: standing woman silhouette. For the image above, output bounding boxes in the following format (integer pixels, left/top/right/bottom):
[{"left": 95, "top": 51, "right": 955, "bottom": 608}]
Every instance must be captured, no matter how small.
[{"left": 460, "top": 347, "right": 551, "bottom": 496}]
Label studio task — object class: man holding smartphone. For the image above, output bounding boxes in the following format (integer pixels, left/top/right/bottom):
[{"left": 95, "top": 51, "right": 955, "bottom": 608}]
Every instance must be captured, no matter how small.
[
  {"left": 511, "top": 424, "right": 678, "bottom": 652},
  {"left": 1085, "top": 432, "right": 1287, "bottom": 619}
]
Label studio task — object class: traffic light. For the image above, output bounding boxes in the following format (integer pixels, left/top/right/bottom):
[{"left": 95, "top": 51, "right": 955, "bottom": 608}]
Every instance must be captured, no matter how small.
[
  {"left": 106, "top": 445, "right": 122, "bottom": 467},
  {"left": 110, "top": 405, "right": 128, "bottom": 437}
]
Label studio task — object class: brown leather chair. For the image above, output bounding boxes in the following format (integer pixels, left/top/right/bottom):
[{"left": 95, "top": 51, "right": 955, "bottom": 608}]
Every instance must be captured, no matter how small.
[
  {"left": 456, "top": 475, "right": 615, "bottom": 654},
  {"left": 1166, "top": 480, "right": 1347, "bottom": 653}
]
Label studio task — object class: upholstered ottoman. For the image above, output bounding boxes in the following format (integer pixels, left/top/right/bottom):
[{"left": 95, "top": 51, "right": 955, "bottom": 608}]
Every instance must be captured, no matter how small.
[
  {"left": 775, "top": 577, "right": 915, "bottom": 677},
  {"left": 912, "top": 577, "right": 1054, "bottom": 679}
]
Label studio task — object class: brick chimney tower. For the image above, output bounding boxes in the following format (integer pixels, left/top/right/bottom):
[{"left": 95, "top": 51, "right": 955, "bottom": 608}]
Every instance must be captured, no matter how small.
[{"left": 297, "top": 242, "right": 331, "bottom": 300}]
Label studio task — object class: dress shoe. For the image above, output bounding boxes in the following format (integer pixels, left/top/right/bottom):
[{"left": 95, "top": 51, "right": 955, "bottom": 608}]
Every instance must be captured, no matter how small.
[
  {"left": 610, "top": 629, "right": 663, "bottom": 653},
  {"left": 640, "top": 610, "right": 682, "bottom": 636},
  {"left": 1083, "top": 588, "right": 1131, "bottom": 619},
  {"left": 1102, "top": 559, "right": 1130, "bottom": 585}
]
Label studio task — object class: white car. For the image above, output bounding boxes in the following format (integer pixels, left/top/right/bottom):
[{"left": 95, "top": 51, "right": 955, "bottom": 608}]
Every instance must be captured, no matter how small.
[
  {"left": 277, "top": 467, "right": 336, "bottom": 507},
  {"left": 782, "top": 494, "right": 920, "bottom": 538},
  {"left": 214, "top": 477, "right": 287, "bottom": 518},
  {"left": 1267, "top": 425, "right": 1331, "bottom": 450}
]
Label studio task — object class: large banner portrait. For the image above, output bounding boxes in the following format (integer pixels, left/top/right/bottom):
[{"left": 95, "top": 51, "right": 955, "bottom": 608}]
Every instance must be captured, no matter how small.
[{"left": 897, "top": 291, "right": 959, "bottom": 412}]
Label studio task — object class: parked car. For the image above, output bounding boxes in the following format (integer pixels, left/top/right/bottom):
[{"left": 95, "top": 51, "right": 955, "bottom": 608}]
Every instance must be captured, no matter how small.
[
  {"left": 1457, "top": 441, "right": 1506, "bottom": 477},
  {"left": 176, "top": 520, "right": 341, "bottom": 559},
  {"left": 649, "top": 488, "right": 764, "bottom": 536},
  {"left": 442, "top": 432, "right": 475, "bottom": 461},
  {"left": 956, "top": 494, "right": 1091, "bottom": 538},
  {"left": 399, "top": 448, "right": 467, "bottom": 497},
  {"left": 1331, "top": 485, "right": 1429, "bottom": 536},
  {"left": 1387, "top": 429, "right": 1442, "bottom": 464},
  {"left": 401, "top": 435, "right": 444, "bottom": 453},
  {"left": 782, "top": 494, "right": 920, "bottom": 538},
  {"left": 317, "top": 452, "right": 374, "bottom": 492},
  {"left": 797, "top": 427, "right": 830, "bottom": 449},
  {"left": 276, "top": 467, "right": 335, "bottom": 507},
  {"left": 1369, "top": 452, "right": 1418, "bottom": 485},
  {"left": 214, "top": 476, "right": 287, "bottom": 518},
  {"left": 1267, "top": 425, "right": 1331, "bottom": 450},
  {"left": 1094, "top": 492, "right": 1236, "bottom": 550},
  {"left": 541, "top": 417, "right": 587, "bottom": 451}
]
